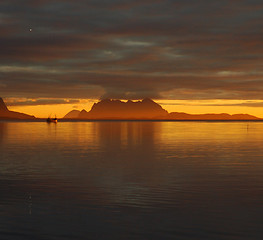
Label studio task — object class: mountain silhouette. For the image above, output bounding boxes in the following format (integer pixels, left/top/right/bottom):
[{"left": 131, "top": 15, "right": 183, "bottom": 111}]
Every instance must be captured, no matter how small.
[
  {"left": 64, "top": 98, "right": 168, "bottom": 119},
  {"left": 0, "top": 98, "right": 8, "bottom": 112},
  {"left": 0, "top": 97, "right": 35, "bottom": 119},
  {"left": 64, "top": 98, "right": 260, "bottom": 120},
  {"left": 64, "top": 110, "right": 81, "bottom": 118},
  {"left": 167, "top": 112, "right": 259, "bottom": 120}
]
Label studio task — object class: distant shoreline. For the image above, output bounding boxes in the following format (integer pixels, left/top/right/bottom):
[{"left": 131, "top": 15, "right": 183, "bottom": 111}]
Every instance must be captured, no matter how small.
[
  {"left": 1, "top": 118, "right": 263, "bottom": 122},
  {"left": 2, "top": 98, "right": 261, "bottom": 122}
]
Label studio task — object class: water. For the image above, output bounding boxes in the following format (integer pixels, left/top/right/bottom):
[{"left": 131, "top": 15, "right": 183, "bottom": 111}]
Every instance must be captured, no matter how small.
[{"left": 0, "top": 121, "right": 263, "bottom": 239}]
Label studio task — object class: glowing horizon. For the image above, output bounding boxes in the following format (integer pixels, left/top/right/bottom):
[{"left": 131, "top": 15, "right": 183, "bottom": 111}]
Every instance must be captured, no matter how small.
[{"left": 6, "top": 98, "right": 263, "bottom": 118}]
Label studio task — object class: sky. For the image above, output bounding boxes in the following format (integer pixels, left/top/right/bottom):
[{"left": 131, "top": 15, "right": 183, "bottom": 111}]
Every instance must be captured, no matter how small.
[{"left": 1, "top": 0, "right": 263, "bottom": 117}]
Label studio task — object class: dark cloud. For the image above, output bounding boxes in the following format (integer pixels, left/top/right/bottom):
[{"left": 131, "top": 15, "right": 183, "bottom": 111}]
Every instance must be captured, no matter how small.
[
  {"left": 5, "top": 98, "right": 80, "bottom": 106},
  {"left": 159, "top": 101, "right": 263, "bottom": 108},
  {"left": 201, "top": 101, "right": 263, "bottom": 108},
  {"left": 1, "top": 0, "right": 263, "bottom": 100}
]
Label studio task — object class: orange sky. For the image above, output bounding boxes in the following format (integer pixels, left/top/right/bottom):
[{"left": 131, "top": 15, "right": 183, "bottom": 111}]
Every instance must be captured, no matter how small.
[{"left": 7, "top": 99, "right": 263, "bottom": 118}]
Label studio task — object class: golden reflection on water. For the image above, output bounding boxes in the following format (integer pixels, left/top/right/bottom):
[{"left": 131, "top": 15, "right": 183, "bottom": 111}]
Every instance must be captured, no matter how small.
[
  {"left": 0, "top": 121, "right": 160, "bottom": 149},
  {"left": 2, "top": 121, "right": 263, "bottom": 175},
  {"left": 159, "top": 122, "right": 262, "bottom": 142},
  {"left": 3, "top": 121, "right": 263, "bottom": 145},
  {"left": 1, "top": 121, "right": 263, "bottom": 239}
]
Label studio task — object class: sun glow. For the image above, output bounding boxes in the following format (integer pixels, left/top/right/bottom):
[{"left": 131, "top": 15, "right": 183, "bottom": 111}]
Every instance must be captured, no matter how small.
[
  {"left": 7, "top": 99, "right": 95, "bottom": 118},
  {"left": 6, "top": 98, "right": 263, "bottom": 119},
  {"left": 156, "top": 100, "right": 263, "bottom": 118}
]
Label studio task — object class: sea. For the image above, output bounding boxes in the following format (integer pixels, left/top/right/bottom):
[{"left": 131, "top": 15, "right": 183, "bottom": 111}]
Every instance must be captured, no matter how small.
[{"left": 0, "top": 121, "right": 263, "bottom": 240}]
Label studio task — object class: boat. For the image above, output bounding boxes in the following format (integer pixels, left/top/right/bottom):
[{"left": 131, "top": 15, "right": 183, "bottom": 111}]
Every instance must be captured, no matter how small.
[{"left": 46, "top": 115, "right": 58, "bottom": 123}]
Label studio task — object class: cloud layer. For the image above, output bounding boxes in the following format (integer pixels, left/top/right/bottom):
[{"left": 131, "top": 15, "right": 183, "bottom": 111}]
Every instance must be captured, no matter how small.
[
  {"left": 1, "top": 0, "right": 263, "bottom": 102},
  {"left": 5, "top": 98, "right": 80, "bottom": 106}
]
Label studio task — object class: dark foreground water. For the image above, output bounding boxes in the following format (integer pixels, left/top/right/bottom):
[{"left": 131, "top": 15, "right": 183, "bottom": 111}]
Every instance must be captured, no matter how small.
[{"left": 0, "top": 121, "right": 263, "bottom": 240}]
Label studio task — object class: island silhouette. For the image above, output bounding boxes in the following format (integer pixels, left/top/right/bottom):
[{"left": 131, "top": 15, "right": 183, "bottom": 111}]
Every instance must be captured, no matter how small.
[
  {"left": 0, "top": 97, "right": 260, "bottom": 120},
  {"left": 64, "top": 98, "right": 260, "bottom": 120},
  {"left": 0, "top": 97, "right": 35, "bottom": 119}
]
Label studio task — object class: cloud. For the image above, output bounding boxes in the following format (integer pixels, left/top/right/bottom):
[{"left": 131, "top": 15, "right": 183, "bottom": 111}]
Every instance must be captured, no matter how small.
[
  {"left": 1, "top": 0, "right": 263, "bottom": 100},
  {"left": 159, "top": 100, "right": 263, "bottom": 108},
  {"left": 5, "top": 98, "right": 80, "bottom": 106},
  {"left": 201, "top": 101, "right": 263, "bottom": 108}
]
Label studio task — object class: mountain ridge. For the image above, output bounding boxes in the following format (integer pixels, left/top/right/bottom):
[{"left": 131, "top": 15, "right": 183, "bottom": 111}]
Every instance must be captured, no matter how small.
[
  {"left": 167, "top": 112, "right": 258, "bottom": 120},
  {"left": 63, "top": 99, "right": 260, "bottom": 120},
  {"left": 78, "top": 98, "right": 168, "bottom": 119},
  {"left": 0, "top": 97, "right": 35, "bottom": 119}
]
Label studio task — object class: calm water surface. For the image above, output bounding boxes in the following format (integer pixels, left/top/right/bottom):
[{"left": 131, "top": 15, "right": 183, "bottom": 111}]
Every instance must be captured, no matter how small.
[{"left": 0, "top": 121, "right": 263, "bottom": 239}]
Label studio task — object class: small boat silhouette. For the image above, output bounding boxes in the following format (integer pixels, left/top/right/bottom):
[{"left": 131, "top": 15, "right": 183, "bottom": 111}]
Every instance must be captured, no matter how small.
[{"left": 46, "top": 115, "right": 58, "bottom": 123}]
